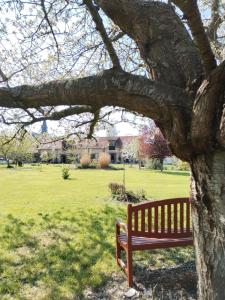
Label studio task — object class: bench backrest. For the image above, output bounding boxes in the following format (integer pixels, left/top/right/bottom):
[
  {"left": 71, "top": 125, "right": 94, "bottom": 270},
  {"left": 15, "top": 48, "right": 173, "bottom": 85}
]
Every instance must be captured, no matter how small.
[{"left": 127, "top": 198, "right": 192, "bottom": 238}]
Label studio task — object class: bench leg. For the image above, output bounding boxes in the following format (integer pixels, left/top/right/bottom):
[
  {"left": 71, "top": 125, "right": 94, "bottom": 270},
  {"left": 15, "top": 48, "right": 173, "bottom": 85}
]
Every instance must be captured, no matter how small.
[
  {"left": 126, "top": 248, "right": 133, "bottom": 287},
  {"left": 116, "top": 239, "right": 122, "bottom": 265}
]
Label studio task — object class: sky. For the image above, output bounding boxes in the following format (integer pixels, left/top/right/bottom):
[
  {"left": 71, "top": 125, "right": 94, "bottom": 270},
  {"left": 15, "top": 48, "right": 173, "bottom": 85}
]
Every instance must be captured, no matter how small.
[
  {"left": 97, "top": 122, "right": 139, "bottom": 137},
  {"left": 39, "top": 120, "right": 141, "bottom": 137},
  {"left": 33, "top": 109, "right": 150, "bottom": 138}
]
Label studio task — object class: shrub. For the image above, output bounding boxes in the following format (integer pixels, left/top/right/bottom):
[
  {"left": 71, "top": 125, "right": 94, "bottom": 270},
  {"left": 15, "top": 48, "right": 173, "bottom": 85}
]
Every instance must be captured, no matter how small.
[
  {"left": 80, "top": 154, "right": 91, "bottom": 168},
  {"left": 115, "top": 190, "right": 143, "bottom": 203},
  {"left": 99, "top": 152, "right": 111, "bottom": 168},
  {"left": 62, "top": 166, "right": 70, "bottom": 180},
  {"left": 176, "top": 160, "right": 190, "bottom": 171},
  {"left": 136, "top": 188, "right": 146, "bottom": 200},
  {"left": 119, "top": 191, "right": 141, "bottom": 203},
  {"left": 108, "top": 182, "right": 125, "bottom": 195},
  {"left": 108, "top": 182, "right": 146, "bottom": 203}
]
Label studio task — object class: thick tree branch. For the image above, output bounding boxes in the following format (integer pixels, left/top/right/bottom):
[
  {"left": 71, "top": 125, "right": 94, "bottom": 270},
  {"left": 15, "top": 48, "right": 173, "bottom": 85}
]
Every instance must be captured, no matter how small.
[
  {"left": 172, "top": 0, "right": 217, "bottom": 75},
  {"left": 0, "top": 69, "right": 191, "bottom": 116},
  {"left": 84, "top": 0, "right": 121, "bottom": 69},
  {"left": 96, "top": 0, "right": 203, "bottom": 88},
  {"left": 191, "top": 61, "right": 225, "bottom": 153}
]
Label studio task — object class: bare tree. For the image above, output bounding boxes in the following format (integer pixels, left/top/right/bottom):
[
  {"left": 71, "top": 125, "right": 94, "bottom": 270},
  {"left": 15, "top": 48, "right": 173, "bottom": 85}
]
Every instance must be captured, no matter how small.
[{"left": 0, "top": 0, "right": 224, "bottom": 298}]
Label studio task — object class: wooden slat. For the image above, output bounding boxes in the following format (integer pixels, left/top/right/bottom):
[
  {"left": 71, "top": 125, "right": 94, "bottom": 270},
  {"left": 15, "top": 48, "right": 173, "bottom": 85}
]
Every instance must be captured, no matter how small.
[
  {"left": 154, "top": 206, "right": 158, "bottom": 233},
  {"left": 161, "top": 205, "right": 165, "bottom": 233},
  {"left": 180, "top": 202, "right": 184, "bottom": 232},
  {"left": 118, "top": 233, "right": 193, "bottom": 251},
  {"left": 129, "top": 198, "right": 192, "bottom": 238},
  {"left": 168, "top": 204, "right": 171, "bottom": 233},
  {"left": 148, "top": 208, "right": 152, "bottom": 233},
  {"left": 131, "top": 198, "right": 189, "bottom": 211},
  {"left": 186, "top": 201, "right": 190, "bottom": 232},
  {"left": 174, "top": 203, "right": 177, "bottom": 233},
  {"left": 141, "top": 209, "right": 145, "bottom": 232},
  {"left": 134, "top": 210, "right": 138, "bottom": 232}
]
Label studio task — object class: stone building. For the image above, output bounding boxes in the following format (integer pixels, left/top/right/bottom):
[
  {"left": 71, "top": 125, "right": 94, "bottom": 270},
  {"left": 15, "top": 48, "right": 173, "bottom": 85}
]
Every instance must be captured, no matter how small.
[{"left": 37, "top": 135, "right": 138, "bottom": 163}]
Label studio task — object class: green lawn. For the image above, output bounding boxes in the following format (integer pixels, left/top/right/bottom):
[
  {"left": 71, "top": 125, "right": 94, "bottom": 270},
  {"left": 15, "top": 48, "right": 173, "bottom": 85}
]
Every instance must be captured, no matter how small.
[{"left": 0, "top": 165, "right": 193, "bottom": 299}]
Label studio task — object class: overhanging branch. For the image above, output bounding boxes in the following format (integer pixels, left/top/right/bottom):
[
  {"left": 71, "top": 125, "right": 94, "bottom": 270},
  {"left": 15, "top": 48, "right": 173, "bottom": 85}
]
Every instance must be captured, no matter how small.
[
  {"left": 96, "top": 0, "right": 203, "bottom": 88},
  {"left": 172, "top": 0, "right": 217, "bottom": 75},
  {"left": 191, "top": 61, "right": 225, "bottom": 152},
  {"left": 0, "top": 69, "right": 191, "bottom": 120}
]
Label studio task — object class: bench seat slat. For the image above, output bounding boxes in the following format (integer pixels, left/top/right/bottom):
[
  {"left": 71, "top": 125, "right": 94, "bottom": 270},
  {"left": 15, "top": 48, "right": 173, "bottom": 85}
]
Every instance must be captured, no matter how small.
[
  {"left": 131, "top": 228, "right": 192, "bottom": 235},
  {"left": 118, "top": 233, "right": 193, "bottom": 250}
]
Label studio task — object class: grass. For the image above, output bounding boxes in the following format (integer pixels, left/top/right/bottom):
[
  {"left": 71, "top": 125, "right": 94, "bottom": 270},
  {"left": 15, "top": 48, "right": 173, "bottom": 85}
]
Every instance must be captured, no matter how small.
[{"left": 0, "top": 164, "right": 193, "bottom": 299}]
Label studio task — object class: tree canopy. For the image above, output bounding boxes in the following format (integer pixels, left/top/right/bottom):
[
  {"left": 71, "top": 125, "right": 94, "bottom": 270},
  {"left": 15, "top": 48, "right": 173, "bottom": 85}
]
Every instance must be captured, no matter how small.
[{"left": 0, "top": 0, "right": 224, "bottom": 160}]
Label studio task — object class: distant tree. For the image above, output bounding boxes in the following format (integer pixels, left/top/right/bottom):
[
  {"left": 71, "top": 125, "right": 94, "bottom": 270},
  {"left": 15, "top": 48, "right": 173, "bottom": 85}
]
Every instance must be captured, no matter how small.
[
  {"left": 122, "top": 138, "right": 140, "bottom": 166},
  {"left": 140, "top": 124, "right": 171, "bottom": 171},
  {"left": 12, "top": 135, "right": 36, "bottom": 166},
  {"left": 0, "top": 131, "right": 36, "bottom": 167},
  {"left": 0, "top": 133, "right": 14, "bottom": 167}
]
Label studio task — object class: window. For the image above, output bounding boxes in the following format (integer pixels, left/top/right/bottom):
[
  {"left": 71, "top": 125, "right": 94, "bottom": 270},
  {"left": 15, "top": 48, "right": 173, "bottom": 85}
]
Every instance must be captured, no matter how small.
[{"left": 109, "top": 140, "right": 116, "bottom": 150}]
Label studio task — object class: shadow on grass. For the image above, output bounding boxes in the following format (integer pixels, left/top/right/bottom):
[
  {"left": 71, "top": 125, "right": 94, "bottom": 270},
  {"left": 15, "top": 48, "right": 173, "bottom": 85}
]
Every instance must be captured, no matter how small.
[
  {"left": 0, "top": 206, "right": 194, "bottom": 299},
  {"left": 0, "top": 206, "right": 125, "bottom": 299}
]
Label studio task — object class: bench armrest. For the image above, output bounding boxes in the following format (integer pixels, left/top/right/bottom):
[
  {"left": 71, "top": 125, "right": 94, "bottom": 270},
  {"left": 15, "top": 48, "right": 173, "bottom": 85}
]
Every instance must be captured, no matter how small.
[{"left": 116, "top": 219, "right": 127, "bottom": 233}]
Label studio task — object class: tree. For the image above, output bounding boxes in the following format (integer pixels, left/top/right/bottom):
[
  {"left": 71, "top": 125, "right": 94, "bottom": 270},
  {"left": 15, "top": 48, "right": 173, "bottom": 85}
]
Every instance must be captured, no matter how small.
[
  {"left": 0, "top": 1, "right": 224, "bottom": 298},
  {"left": 122, "top": 138, "right": 140, "bottom": 166},
  {"left": 0, "top": 131, "right": 36, "bottom": 166},
  {"left": 0, "top": 133, "right": 15, "bottom": 167},
  {"left": 140, "top": 124, "right": 171, "bottom": 170},
  {"left": 11, "top": 135, "right": 36, "bottom": 166}
]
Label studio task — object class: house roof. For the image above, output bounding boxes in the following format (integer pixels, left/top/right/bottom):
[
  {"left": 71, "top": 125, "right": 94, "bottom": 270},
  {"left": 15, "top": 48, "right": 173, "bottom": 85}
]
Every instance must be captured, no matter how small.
[{"left": 38, "top": 135, "right": 139, "bottom": 151}]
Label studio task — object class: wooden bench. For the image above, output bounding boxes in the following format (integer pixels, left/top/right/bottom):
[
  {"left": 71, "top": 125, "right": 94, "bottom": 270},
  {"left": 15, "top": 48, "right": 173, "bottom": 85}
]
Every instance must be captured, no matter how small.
[{"left": 115, "top": 198, "right": 193, "bottom": 286}]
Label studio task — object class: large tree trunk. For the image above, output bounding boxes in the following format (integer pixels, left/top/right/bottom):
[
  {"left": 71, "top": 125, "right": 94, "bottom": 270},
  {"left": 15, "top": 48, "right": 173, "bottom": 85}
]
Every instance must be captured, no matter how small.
[{"left": 191, "top": 150, "right": 225, "bottom": 300}]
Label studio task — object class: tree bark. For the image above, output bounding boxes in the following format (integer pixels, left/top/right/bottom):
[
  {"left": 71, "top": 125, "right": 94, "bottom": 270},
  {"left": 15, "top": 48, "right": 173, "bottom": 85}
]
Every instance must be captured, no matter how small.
[
  {"left": 97, "top": 0, "right": 203, "bottom": 87},
  {"left": 191, "top": 150, "right": 225, "bottom": 299}
]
